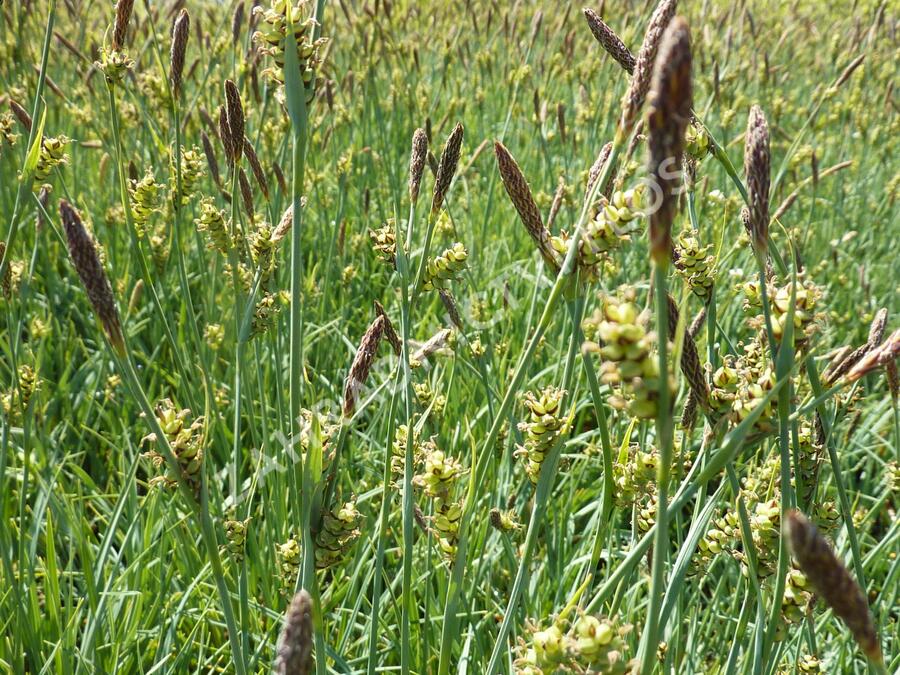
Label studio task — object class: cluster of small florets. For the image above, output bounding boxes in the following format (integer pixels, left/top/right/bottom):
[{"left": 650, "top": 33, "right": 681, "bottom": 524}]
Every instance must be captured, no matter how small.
[
  {"left": 708, "top": 339, "right": 778, "bottom": 434},
  {"left": 422, "top": 242, "right": 468, "bottom": 291},
  {"left": 129, "top": 170, "right": 165, "bottom": 236},
  {"left": 369, "top": 222, "right": 397, "bottom": 265},
  {"left": 315, "top": 498, "right": 363, "bottom": 569},
  {"left": 514, "top": 612, "right": 630, "bottom": 675},
  {"left": 141, "top": 398, "right": 205, "bottom": 493},
  {"left": 413, "top": 441, "right": 465, "bottom": 560},
  {"left": 612, "top": 442, "right": 658, "bottom": 508},
  {"left": 33, "top": 136, "right": 70, "bottom": 184},
  {"left": 743, "top": 275, "right": 823, "bottom": 350},
  {"left": 0, "top": 364, "right": 39, "bottom": 423},
  {"left": 515, "top": 386, "right": 566, "bottom": 484},
  {"left": 413, "top": 381, "right": 447, "bottom": 417},
  {"left": 224, "top": 518, "right": 250, "bottom": 563},
  {"left": 674, "top": 229, "right": 716, "bottom": 302},
  {"left": 277, "top": 538, "right": 302, "bottom": 591},
  {"left": 252, "top": 0, "right": 328, "bottom": 96},
  {"left": 583, "top": 294, "right": 673, "bottom": 420},
  {"left": 195, "top": 198, "right": 231, "bottom": 254},
  {"left": 553, "top": 186, "right": 643, "bottom": 279},
  {"left": 96, "top": 47, "right": 134, "bottom": 83},
  {"left": 169, "top": 145, "right": 204, "bottom": 205}
]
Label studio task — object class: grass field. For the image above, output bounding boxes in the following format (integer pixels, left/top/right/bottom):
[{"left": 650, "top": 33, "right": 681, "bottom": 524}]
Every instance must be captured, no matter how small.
[{"left": 1, "top": 0, "right": 898, "bottom": 673}]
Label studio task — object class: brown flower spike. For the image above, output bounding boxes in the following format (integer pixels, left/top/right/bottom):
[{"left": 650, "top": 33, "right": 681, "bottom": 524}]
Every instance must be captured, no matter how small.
[
  {"left": 430, "top": 122, "right": 464, "bottom": 216},
  {"left": 494, "top": 140, "right": 559, "bottom": 272},
  {"left": 169, "top": 9, "right": 190, "bottom": 98},
  {"left": 408, "top": 127, "right": 428, "bottom": 205},
  {"left": 59, "top": 200, "right": 125, "bottom": 354},
  {"left": 275, "top": 590, "right": 314, "bottom": 675},
  {"left": 784, "top": 510, "right": 882, "bottom": 665},
  {"left": 744, "top": 105, "right": 770, "bottom": 255},
  {"left": 224, "top": 80, "right": 244, "bottom": 164},
  {"left": 583, "top": 8, "right": 636, "bottom": 74},
  {"left": 645, "top": 16, "right": 692, "bottom": 266},
  {"left": 620, "top": 0, "right": 678, "bottom": 136},
  {"left": 342, "top": 315, "right": 385, "bottom": 418},
  {"left": 112, "top": 0, "right": 135, "bottom": 52}
]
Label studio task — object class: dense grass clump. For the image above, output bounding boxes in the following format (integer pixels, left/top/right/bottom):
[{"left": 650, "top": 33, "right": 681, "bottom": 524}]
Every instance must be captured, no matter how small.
[{"left": 0, "top": 1, "right": 897, "bottom": 673}]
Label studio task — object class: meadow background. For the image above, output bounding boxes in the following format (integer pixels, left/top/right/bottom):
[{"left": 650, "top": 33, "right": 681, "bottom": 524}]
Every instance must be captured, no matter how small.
[{"left": 0, "top": 0, "right": 898, "bottom": 673}]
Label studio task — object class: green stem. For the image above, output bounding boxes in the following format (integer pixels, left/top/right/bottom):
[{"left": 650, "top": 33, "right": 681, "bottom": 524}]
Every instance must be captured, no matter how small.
[{"left": 639, "top": 261, "right": 674, "bottom": 674}]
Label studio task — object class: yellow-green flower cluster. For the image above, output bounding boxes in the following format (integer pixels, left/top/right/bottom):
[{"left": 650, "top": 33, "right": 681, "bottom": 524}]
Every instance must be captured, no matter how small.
[
  {"left": 315, "top": 499, "right": 362, "bottom": 569},
  {"left": 413, "top": 442, "right": 465, "bottom": 560},
  {"left": 196, "top": 198, "right": 231, "bottom": 254},
  {"left": 414, "top": 381, "right": 446, "bottom": 417},
  {"left": 169, "top": 145, "right": 204, "bottom": 205},
  {"left": 369, "top": 222, "right": 396, "bottom": 265},
  {"left": 251, "top": 292, "right": 282, "bottom": 338},
  {"left": 1, "top": 364, "right": 39, "bottom": 423},
  {"left": 249, "top": 221, "right": 276, "bottom": 283},
  {"left": 0, "top": 112, "right": 18, "bottom": 148},
  {"left": 775, "top": 567, "right": 812, "bottom": 641},
  {"left": 685, "top": 123, "right": 711, "bottom": 159},
  {"left": 515, "top": 386, "right": 566, "bottom": 484},
  {"left": 612, "top": 443, "right": 658, "bottom": 508},
  {"left": 224, "top": 518, "right": 250, "bottom": 563},
  {"left": 277, "top": 538, "right": 302, "bottom": 590},
  {"left": 142, "top": 398, "right": 205, "bottom": 492},
  {"left": 96, "top": 47, "right": 134, "bottom": 83},
  {"left": 422, "top": 242, "right": 468, "bottom": 291},
  {"left": 514, "top": 613, "right": 629, "bottom": 675},
  {"left": 584, "top": 296, "right": 672, "bottom": 419},
  {"left": 675, "top": 229, "right": 716, "bottom": 302},
  {"left": 253, "top": 0, "right": 328, "bottom": 94},
  {"left": 34, "top": 136, "right": 70, "bottom": 184},
  {"left": 129, "top": 170, "right": 165, "bottom": 236}
]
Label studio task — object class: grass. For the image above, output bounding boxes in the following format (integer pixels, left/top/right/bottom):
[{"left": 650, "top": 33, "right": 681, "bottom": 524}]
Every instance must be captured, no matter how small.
[{"left": 0, "top": 0, "right": 898, "bottom": 673}]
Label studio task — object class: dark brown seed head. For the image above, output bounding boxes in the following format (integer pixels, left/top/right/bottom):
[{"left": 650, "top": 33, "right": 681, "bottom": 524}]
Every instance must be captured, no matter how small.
[
  {"left": 59, "top": 200, "right": 125, "bottom": 354},
  {"left": 438, "top": 290, "right": 464, "bottom": 331},
  {"left": 273, "top": 161, "right": 288, "bottom": 195},
  {"left": 833, "top": 53, "right": 865, "bottom": 89},
  {"left": 112, "top": 0, "right": 135, "bottom": 51},
  {"left": 238, "top": 168, "right": 254, "bottom": 221},
  {"left": 743, "top": 104, "right": 770, "bottom": 255},
  {"left": 275, "top": 590, "right": 314, "bottom": 675},
  {"left": 169, "top": 9, "right": 190, "bottom": 98},
  {"left": 343, "top": 315, "right": 385, "bottom": 418},
  {"left": 666, "top": 293, "right": 709, "bottom": 407},
  {"left": 645, "top": 16, "right": 692, "bottom": 266},
  {"left": 408, "top": 127, "right": 428, "bottom": 205},
  {"left": 243, "top": 137, "right": 270, "bottom": 201},
  {"left": 494, "top": 140, "right": 559, "bottom": 272},
  {"left": 583, "top": 7, "right": 636, "bottom": 74},
  {"left": 784, "top": 510, "right": 882, "bottom": 665},
  {"left": 620, "top": 0, "right": 678, "bottom": 136},
  {"left": 9, "top": 99, "right": 32, "bottom": 132},
  {"left": 224, "top": 80, "right": 244, "bottom": 164},
  {"left": 218, "top": 105, "right": 233, "bottom": 166},
  {"left": 232, "top": 1, "right": 245, "bottom": 46},
  {"left": 430, "top": 122, "right": 464, "bottom": 216},
  {"left": 200, "top": 131, "right": 221, "bottom": 187}
]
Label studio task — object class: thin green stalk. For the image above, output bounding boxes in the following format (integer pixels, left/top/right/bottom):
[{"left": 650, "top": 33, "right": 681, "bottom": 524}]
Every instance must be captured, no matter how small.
[{"left": 638, "top": 261, "right": 674, "bottom": 674}]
